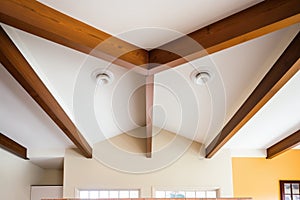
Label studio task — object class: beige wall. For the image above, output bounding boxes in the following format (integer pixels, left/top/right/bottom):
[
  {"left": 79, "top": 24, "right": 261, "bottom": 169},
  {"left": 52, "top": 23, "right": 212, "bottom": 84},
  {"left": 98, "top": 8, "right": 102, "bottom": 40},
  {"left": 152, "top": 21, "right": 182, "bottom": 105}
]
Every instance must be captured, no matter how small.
[
  {"left": 0, "top": 148, "right": 44, "bottom": 200},
  {"left": 39, "top": 169, "right": 63, "bottom": 185},
  {"left": 63, "top": 131, "right": 234, "bottom": 198},
  {"left": 232, "top": 150, "right": 300, "bottom": 200},
  {"left": 0, "top": 148, "right": 64, "bottom": 200}
]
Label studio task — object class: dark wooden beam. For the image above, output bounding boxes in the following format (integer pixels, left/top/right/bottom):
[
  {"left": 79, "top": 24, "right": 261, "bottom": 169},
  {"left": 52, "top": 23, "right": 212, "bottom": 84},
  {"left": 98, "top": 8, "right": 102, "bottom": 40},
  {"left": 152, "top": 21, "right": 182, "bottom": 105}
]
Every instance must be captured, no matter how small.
[
  {"left": 146, "top": 75, "right": 154, "bottom": 158},
  {"left": 0, "top": 26, "right": 92, "bottom": 158},
  {"left": 267, "top": 129, "right": 300, "bottom": 159},
  {"left": 0, "top": 0, "right": 148, "bottom": 72},
  {"left": 0, "top": 132, "right": 28, "bottom": 159},
  {"left": 206, "top": 32, "right": 300, "bottom": 158},
  {"left": 149, "top": 0, "right": 300, "bottom": 69}
]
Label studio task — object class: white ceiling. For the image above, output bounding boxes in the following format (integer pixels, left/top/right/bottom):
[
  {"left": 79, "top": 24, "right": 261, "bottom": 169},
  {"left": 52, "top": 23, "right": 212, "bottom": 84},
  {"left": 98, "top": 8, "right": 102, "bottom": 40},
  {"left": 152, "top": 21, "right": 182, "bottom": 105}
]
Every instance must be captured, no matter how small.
[
  {"left": 225, "top": 70, "right": 300, "bottom": 156},
  {"left": 0, "top": 62, "right": 74, "bottom": 168},
  {"left": 154, "top": 24, "right": 300, "bottom": 146},
  {"left": 38, "top": 0, "right": 263, "bottom": 49},
  {"left": 0, "top": 0, "right": 299, "bottom": 168},
  {"left": 2, "top": 23, "right": 148, "bottom": 146},
  {"left": 0, "top": 62, "right": 74, "bottom": 150}
]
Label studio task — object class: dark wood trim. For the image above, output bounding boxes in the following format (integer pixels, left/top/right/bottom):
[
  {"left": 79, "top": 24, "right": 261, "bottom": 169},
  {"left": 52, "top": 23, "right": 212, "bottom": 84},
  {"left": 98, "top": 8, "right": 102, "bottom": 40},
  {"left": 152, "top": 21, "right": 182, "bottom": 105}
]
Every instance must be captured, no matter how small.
[
  {"left": 206, "top": 32, "right": 300, "bottom": 158},
  {"left": 0, "top": 26, "right": 92, "bottom": 158},
  {"left": 0, "top": 132, "right": 28, "bottom": 159},
  {"left": 280, "top": 180, "right": 300, "bottom": 200},
  {"left": 0, "top": 0, "right": 148, "bottom": 72},
  {"left": 280, "top": 180, "right": 285, "bottom": 200},
  {"left": 146, "top": 75, "right": 154, "bottom": 158},
  {"left": 149, "top": 0, "right": 300, "bottom": 69},
  {"left": 267, "top": 129, "right": 300, "bottom": 159}
]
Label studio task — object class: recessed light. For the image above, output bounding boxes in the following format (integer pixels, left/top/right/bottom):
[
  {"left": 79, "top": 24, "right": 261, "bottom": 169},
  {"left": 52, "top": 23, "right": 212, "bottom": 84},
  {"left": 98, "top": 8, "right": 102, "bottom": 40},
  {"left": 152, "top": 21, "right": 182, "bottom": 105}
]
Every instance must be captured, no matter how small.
[
  {"left": 92, "top": 69, "right": 114, "bottom": 85},
  {"left": 96, "top": 73, "right": 111, "bottom": 85},
  {"left": 191, "top": 70, "right": 212, "bottom": 85}
]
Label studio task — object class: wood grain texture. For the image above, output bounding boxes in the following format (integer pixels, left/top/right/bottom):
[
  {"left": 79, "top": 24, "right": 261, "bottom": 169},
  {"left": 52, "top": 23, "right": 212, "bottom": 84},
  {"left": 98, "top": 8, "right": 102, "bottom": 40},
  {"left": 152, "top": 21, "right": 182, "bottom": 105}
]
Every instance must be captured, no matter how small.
[
  {"left": 0, "top": 26, "right": 92, "bottom": 158},
  {"left": 0, "top": 132, "right": 28, "bottom": 159},
  {"left": 0, "top": 0, "right": 148, "bottom": 72},
  {"left": 146, "top": 75, "right": 154, "bottom": 158},
  {"left": 149, "top": 0, "right": 300, "bottom": 69},
  {"left": 267, "top": 129, "right": 300, "bottom": 159},
  {"left": 205, "top": 32, "right": 300, "bottom": 158}
]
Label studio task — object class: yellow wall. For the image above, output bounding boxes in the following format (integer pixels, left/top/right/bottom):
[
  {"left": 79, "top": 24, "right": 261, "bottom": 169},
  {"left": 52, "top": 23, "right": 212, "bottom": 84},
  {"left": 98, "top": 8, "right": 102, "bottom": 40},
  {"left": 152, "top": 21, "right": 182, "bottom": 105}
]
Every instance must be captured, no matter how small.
[{"left": 232, "top": 150, "right": 300, "bottom": 200}]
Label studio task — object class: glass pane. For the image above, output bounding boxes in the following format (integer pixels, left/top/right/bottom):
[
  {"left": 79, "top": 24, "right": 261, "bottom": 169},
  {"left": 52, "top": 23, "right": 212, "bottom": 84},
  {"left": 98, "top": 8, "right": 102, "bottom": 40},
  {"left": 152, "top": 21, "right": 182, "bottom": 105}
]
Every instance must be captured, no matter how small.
[
  {"left": 293, "top": 184, "right": 300, "bottom": 194},
  {"left": 100, "top": 190, "right": 109, "bottom": 198},
  {"left": 285, "top": 183, "right": 291, "bottom": 194},
  {"left": 285, "top": 195, "right": 291, "bottom": 200},
  {"left": 176, "top": 191, "right": 185, "bottom": 198},
  {"left": 170, "top": 192, "right": 176, "bottom": 198},
  {"left": 196, "top": 191, "right": 206, "bottom": 198},
  {"left": 120, "top": 190, "right": 129, "bottom": 198},
  {"left": 293, "top": 195, "right": 300, "bottom": 200},
  {"left": 90, "top": 191, "right": 99, "bottom": 199},
  {"left": 130, "top": 190, "right": 139, "bottom": 198},
  {"left": 185, "top": 191, "right": 195, "bottom": 198},
  {"left": 79, "top": 191, "right": 89, "bottom": 198},
  {"left": 207, "top": 191, "right": 217, "bottom": 198},
  {"left": 156, "top": 191, "right": 165, "bottom": 198},
  {"left": 165, "top": 191, "right": 172, "bottom": 198},
  {"left": 109, "top": 190, "right": 119, "bottom": 198}
]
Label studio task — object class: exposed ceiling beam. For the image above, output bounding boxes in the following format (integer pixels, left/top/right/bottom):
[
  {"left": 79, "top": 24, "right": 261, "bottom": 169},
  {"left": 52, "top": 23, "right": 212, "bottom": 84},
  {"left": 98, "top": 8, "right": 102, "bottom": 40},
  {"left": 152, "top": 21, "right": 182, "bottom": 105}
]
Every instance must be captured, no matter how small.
[
  {"left": 146, "top": 75, "right": 154, "bottom": 158},
  {"left": 149, "top": 0, "right": 300, "bottom": 70},
  {"left": 205, "top": 32, "right": 300, "bottom": 158},
  {"left": 0, "top": 26, "right": 92, "bottom": 158},
  {"left": 0, "top": 0, "right": 148, "bottom": 73},
  {"left": 1, "top": 0, "right": 299, "bottom": 75},
  {"left": 0, "top": 132, "right": 28, "bottom": 159},
  {"left": 267, "top": 129, "right": 300, "bottom": 159}
]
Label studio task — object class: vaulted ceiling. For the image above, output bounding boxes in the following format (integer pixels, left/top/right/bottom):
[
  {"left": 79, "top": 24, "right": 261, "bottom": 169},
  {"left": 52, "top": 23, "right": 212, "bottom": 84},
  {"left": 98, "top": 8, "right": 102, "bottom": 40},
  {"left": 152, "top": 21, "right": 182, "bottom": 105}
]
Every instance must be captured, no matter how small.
[{"left": 0, "top": 0, "right": 299, "bottom": 169}]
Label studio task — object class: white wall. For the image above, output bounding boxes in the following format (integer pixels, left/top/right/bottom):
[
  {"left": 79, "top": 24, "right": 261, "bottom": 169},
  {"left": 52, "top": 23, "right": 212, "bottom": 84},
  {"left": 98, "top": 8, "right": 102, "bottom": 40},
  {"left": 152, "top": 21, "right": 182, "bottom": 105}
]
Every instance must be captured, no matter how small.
[
  {"left": 31, "top": 186, "right": 63, "bottom": 200},
  {"left": 64, "top": 131, "right": 233, "bottom": 198},
  {"left": 0, "top": 148, "right": 44, "bottom": 200}
]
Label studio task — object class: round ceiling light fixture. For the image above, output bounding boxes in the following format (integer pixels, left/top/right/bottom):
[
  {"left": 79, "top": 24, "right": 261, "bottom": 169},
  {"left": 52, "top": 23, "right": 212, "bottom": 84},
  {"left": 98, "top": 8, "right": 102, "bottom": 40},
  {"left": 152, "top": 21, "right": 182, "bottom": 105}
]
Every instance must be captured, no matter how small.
[
  {"left": 191, "top": 70, "right": 212, "bottom": 85},
  {"left": 92, "top": 69, "right": 114, "bottom": 86}
]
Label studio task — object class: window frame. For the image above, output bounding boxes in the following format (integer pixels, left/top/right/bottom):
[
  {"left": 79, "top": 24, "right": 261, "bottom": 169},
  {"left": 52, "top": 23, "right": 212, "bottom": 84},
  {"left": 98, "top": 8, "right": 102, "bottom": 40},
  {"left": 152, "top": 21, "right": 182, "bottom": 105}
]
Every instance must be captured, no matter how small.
[
  {"left": 76, "top": 189, "right": 141, "bottom": 199},
  {"left": 152, "top": 187, "right": 220, "bottom": 198},
  {"left": 280, "top": 180, "right": 300, "bottom": 200}
]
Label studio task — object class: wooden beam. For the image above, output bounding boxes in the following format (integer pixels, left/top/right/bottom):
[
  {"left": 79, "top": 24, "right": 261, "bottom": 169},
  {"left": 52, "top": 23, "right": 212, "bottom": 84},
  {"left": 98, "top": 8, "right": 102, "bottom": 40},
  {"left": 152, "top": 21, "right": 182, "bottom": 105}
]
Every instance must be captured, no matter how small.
[
  {"left": 267, "top": 129, "right": 300, "bottom": 159},
  {"left": 149, "top": 0, "right": 300, "bottom": 69},
  {"left": 205, "top": 32, "right": 300, "bottom": 158},
  {"left": 0, "top": 26, "right": 92, "bottom": 158},
  {"left": 0, "top": 132, "right": 28, "bottom": 159},
  {"left": 146, "top": 75, "right": 154, "bottom": 158},
  {"left": 0, "top": 0, "right": 148, "bottom": 72}
]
